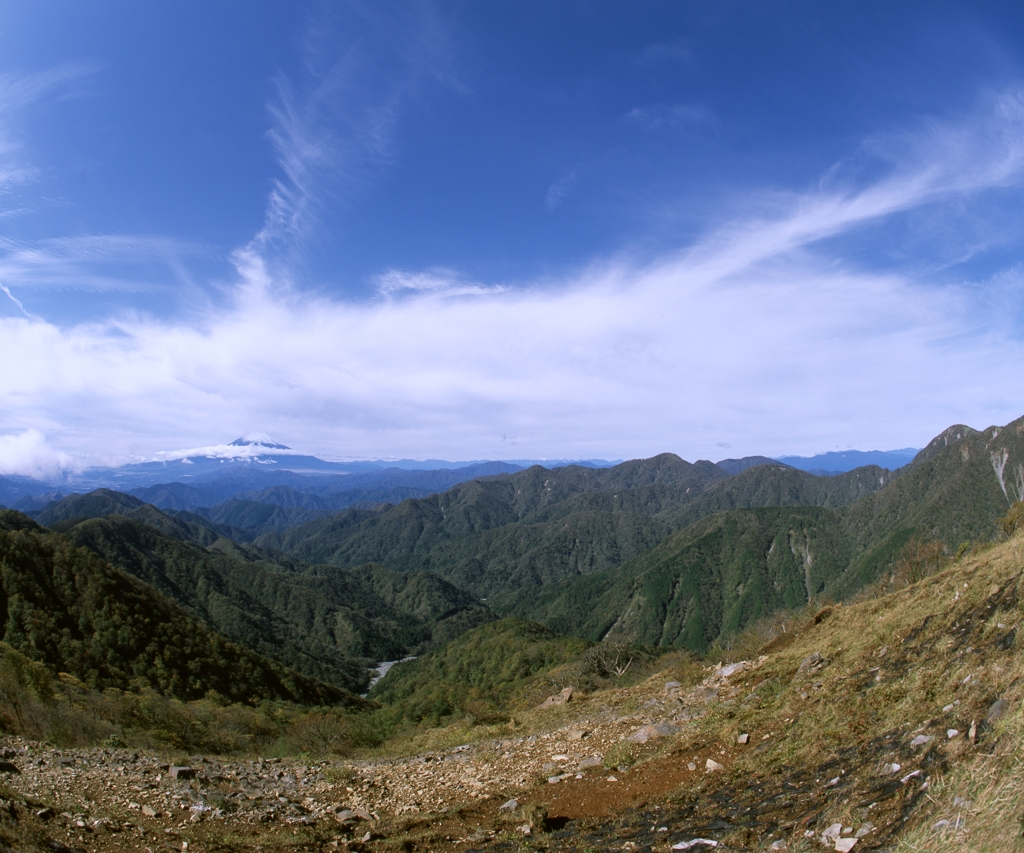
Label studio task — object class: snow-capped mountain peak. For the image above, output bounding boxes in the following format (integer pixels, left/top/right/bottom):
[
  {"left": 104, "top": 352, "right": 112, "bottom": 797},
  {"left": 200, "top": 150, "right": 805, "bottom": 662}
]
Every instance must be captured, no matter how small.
[{"left": 229, "top": 433, "right": 291, "bottom": 450}]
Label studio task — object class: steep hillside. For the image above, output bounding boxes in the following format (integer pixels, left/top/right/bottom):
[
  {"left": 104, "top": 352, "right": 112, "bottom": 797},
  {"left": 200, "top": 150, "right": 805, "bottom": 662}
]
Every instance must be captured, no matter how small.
[
  {"left": 506, "top": 417, "right": 1024, "bottom": 651},
  {"left": 0, "top": 511, "right": 350, "bottom": 705},
  {"left": 839, "top": 417, "right": 1024, "bottom": 591},
  {"left": 507, "top": 506, "right": 851, "bottom": 649}
]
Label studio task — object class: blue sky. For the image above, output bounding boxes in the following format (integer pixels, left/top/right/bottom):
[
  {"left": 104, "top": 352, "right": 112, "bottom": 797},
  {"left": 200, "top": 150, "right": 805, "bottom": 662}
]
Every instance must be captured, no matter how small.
[{"left": 2, "top": 1, "right": 1024, "bottom": 475}]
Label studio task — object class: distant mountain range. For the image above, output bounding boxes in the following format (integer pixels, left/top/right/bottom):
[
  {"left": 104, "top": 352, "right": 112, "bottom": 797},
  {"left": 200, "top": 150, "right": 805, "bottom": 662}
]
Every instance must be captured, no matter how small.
[
  {"left": 776, "top": 447, "right": 920, "bottom": 474},
  {"left": 0, "top": 433, "right": 919, "bottom": 514}
]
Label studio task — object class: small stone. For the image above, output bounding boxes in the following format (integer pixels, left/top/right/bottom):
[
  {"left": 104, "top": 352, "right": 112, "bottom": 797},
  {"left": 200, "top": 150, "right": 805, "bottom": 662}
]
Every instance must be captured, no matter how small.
[
  {"left": 142, "top": 805, "right": 157, "bottom": 818},
  {"left": 953, "top": 796, "right": 971, "bottom": 808},
  {"left": 770, "top": 841, "right": 787, "bottom": 850},
  {"left": 834, "top": 839, "right": 858, "bottom": 852},
  {"left": 628, "top": 722, "right": 679, "bottom": 743},
  {"left": 547, "top": 776, "right": 561, "bottom": 784},
  {"left": 718, "top": 661, "right": 748, "bottom": 678},
  {"left": 566, "top": 728, "right": 587, "bottom": 741},
  {"left": 881, "top": 762, "right": 901, "bottom": 775},
  {"left": 797, "top": 652, "right": 829, "bottom": 676},
  {"left": 665, "top": 681, "right": 681, "bottom": 692},
  {"left": 910, "top": 735, "right": 934, "bottom": 747},
  {"left": 169, "top": 766, "right": 196, "bottom": 781},
  {"left": 969, "top": 720, "right": 977, "bottom": 741},
  {"left": 705, "top": 758, "right": 724, "bottom": 772},
  {"left": 986, "top": 698, "right": 1009, "bottom": 724},
  {"left": 947, "top": 729, "right": 959, "bottom": 739},
  {"left": 606, "top": 775, "right": 618, "bottom": 782},
  {"left": 822, "top": 823, "right": 843, "bottom": 840},
  {"left": 687, "top": 762, "right": 697, "bottom": 771},
  {"left": 737, "top": 733, "right": 749, "bottom": 744},
  {"left": 537, "top": 687, "right": 573, "bottom": 709},
  {"left": 577, "top": 756, "right": 603, "bottom": 771},
  {"left": 855, "top": 823, "right": 874, "bottom": 838},
  {"left": 551, "top": 754, "right": 569, "bottom": 761}
]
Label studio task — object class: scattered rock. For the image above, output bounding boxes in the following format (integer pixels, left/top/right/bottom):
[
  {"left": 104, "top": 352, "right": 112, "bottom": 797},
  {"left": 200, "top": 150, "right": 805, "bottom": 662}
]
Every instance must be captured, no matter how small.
[
  {"left": 671, "top": 839, "right": 718, "bottom": 849},
  {"left": 910, "top": 735, "right": 934, "bottom": 747},
  {"left": 169, "top": 765, "right": 196, "bottom": 780},
  {"left": 834, "top": 839, "right": 858, "bottom": 852},
  {"left": 141, "top": 805, "right": 158, "bottom": 818},
  {"left": 986, "top": 698, "right": 1009, "bottom": 724},
  {"left": 498, "top": 798, "right": 518, "bottom": 811},
  {"left": 537, "top": 687, "right": 574, "bottom": 709},
  {"left": 718, "top": 661, "right": 749, "bottom": 678},
  {"left": 737, "top": 733, "right": 749, "bottom": 744},
  {"left": 628, "top": 722, "right": 679, "bottom": 743},
  {"left": 333, "top": 807, "right": 373, "bottom": 823},
  {"left": 947, "top": 729, "right": 959, "bottom": 739},
  {"left": 687, "top": 762, "right": 697, "bottom": 771},
  {"left": 822, "top": 822, "right": 843, "bottom": 841},
  {"left": 566, "top": 728, "right": 587, "bottom": 741},
  {"left": 855, "top": 823, "right": 875, "bottom": 838},
  {"left": 665, "top": 681, "right": 681, "bottom": 692},
  {"left": 797, "top": 653, "right": 830, "bottom": 676},
  {"left": 577, "top": 756, "right": 603, "bottom": 771},
  {"left": 705, "top": 758, "right": 724, "bottom": 772}
]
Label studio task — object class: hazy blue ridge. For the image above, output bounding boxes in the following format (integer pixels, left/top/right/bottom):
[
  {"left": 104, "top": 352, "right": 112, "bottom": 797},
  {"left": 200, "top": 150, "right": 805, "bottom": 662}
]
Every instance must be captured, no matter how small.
[{"left": 777, "top": 448, "right": 919, "bottom": 474}]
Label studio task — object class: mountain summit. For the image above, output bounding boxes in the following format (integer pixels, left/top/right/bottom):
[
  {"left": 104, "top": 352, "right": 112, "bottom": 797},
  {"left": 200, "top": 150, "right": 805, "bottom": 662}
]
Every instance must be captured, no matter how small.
[{"left": 229, "top": 433, "right": 291, "bottom": 450}]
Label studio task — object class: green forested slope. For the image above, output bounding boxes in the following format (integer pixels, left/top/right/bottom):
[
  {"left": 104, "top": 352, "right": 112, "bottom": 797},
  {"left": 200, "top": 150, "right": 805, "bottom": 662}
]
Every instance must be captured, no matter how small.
[
  {"left": 61, "top": 514, "right": 494, "bottom": 693},
  {"left": 0, "top": 511, "right": 352, "bottom": 705},
  {"left": 506, "top": 416, "right": 1024, "bottom": 651},
  {"left": 263, "top": 455, "right": 889, "bottom": 606},
  {"left": 368, "top": 618, "right": 590, "bottom": 722},
  {"left": 507, "top": 506, "right": 851, "bottom": 650}
]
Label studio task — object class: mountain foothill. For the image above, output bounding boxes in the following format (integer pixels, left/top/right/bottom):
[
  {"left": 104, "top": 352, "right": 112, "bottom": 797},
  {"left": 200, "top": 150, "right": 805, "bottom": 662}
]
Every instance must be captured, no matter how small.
[{"left": 0, "top": 417, "right": 1021, "bottom": 723}]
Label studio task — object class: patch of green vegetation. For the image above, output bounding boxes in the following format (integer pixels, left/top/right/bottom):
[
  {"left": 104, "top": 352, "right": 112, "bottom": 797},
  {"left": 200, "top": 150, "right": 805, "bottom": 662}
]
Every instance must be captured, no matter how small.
[{"left": 369, "top": 618, "right": 590, "bottom": 723}]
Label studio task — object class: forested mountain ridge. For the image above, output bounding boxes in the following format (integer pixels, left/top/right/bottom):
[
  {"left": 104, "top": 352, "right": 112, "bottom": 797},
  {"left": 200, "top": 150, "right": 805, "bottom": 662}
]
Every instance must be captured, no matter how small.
[
  {"left": 63, "top": 514, "right": 494, "bottom": 693},
  {"left": 259, "top": 454, "right": 892, "bottom": 605},
  {"left": 0, "top": 510, "right": 354, "bottom": 705},
  {"left": 505, "top": 416, "right": 1024, "bottom": 651}
]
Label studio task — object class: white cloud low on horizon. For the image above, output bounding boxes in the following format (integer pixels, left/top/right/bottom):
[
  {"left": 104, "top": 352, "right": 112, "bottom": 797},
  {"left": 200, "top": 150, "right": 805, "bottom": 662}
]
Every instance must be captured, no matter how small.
[{"left": 2, "top": 90, "right": 1024, "bottom": 476}]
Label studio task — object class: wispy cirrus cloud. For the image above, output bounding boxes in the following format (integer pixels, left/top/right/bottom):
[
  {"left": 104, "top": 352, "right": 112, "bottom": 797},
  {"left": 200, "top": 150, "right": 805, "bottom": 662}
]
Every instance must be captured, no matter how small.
[
  {"left": 250, "top": 1, "right": 463, "bottom": 267},
  {"left": 0, "top": 65, "right": 91, "bottom": 197},
  {"left": 545, "top": 169, "right": 578, "bottom": 212},
  {"left": 3, "top": 88, "right": 1024, "bottom": 470},
  {"left": 0, "top": 234, "right": 209, "bottom": 293},
  {"left": 625, "top": 103, "right": 714, "bottom": 132}
]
